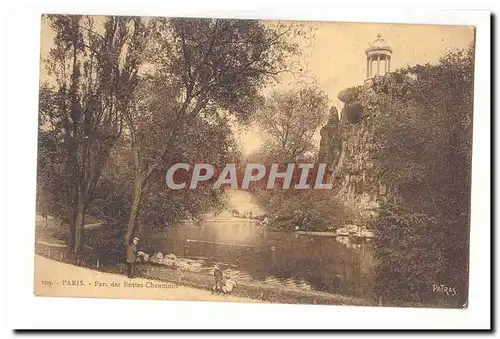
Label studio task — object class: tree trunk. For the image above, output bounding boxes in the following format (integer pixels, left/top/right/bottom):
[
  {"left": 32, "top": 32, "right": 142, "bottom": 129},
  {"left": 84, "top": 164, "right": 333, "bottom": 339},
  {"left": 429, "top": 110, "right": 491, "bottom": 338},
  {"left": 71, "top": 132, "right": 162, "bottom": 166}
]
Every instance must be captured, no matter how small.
[
  {"left": 124, "top": 123, "right": 144, "bottom": 252},
  {"left": 69, "top": 215, "right": 77, "bottom": 252},
  {"left": 125, "top": 179, "right": 143, "bottom": 247},
  {"left": 71, "top": 199, "right": 85, "bottom": 253}
]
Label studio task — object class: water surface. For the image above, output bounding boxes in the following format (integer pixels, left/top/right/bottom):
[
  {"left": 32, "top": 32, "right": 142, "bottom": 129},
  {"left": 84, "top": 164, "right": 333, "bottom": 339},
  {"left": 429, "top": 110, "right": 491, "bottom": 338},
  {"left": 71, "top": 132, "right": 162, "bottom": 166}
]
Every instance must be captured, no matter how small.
[{"left": 140, "top": 214, "right": 376, "bottom": 300}]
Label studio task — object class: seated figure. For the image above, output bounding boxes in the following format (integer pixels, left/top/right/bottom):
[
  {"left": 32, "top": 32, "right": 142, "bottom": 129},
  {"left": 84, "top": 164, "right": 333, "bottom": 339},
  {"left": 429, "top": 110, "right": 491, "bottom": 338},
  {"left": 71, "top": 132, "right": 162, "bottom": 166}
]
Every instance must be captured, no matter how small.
[{"left": 221, "top": 274, "right": 237, "bottom": 294}]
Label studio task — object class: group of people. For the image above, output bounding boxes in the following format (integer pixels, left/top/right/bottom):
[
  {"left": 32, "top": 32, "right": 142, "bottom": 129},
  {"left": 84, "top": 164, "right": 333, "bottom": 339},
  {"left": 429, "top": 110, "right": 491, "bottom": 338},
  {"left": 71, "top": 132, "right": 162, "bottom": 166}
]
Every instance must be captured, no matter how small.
[
  {"left": 213, "top": 264, "right": 237, "bottom": 295},
  {"left": 125, "top": 237, "right": 237, "bottom": 296}
]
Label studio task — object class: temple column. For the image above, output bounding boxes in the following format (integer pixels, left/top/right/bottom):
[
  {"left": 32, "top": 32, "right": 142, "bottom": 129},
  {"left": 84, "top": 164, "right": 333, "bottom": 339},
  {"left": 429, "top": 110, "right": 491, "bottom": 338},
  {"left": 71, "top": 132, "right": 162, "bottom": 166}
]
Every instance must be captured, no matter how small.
[
  {"left": 377, "top": 55, "right": 380, "bottom": 76},
  {"left": 388, "top": 56, "right": 391, "bottom": 72}
]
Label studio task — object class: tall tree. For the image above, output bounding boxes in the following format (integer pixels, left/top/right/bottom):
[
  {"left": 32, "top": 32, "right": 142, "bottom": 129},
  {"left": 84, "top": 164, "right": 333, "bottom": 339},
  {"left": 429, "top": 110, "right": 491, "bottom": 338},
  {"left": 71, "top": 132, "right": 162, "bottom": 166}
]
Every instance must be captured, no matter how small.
[
  {"left": 122, "top": 18, "right": 302, "bottom": 246},
  {"left": 256, "top": 86, "right": 329, "bottom": 162},
  {"left": 39, "top": 15, "right": 145, "bottom": 251}
]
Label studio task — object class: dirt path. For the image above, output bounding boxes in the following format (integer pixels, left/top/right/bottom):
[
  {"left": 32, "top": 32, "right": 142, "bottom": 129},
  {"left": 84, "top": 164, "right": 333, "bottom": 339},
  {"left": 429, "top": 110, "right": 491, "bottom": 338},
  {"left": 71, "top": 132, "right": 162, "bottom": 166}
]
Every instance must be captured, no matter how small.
[{"left": 34, "top": 255, "right": 259, "bottom": 303}]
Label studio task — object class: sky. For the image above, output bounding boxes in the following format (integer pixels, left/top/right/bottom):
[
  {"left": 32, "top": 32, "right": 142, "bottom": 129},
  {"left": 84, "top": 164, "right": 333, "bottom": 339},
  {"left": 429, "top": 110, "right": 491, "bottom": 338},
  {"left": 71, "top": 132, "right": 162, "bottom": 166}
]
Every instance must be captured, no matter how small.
[
  {"left": 235, "top": 21, "right": 475, "bottom": 156},
  {"left": 39, "top": 18, "right": 475, "bottom": 156}
]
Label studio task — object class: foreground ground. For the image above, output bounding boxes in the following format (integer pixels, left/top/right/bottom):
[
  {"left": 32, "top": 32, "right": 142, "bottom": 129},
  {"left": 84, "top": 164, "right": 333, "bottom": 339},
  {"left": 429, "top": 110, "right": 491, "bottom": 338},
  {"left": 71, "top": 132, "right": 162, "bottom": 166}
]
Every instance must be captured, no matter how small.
[{"left": 34, "top": 255, "right": 259, "bottom": 303}]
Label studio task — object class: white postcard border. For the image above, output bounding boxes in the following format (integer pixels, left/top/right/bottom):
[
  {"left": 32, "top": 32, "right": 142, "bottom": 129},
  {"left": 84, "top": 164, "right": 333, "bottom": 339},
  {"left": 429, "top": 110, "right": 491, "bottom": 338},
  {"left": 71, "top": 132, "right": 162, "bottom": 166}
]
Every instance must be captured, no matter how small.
[{"left": 2, "top": 0, "right": 491, "bottom": 331}]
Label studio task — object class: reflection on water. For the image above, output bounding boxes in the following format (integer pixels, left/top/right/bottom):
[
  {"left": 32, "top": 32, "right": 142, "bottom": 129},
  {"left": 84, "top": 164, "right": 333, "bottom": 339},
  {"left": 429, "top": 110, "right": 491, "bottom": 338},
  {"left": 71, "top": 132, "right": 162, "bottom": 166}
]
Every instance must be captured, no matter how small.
[{"left": 140, "top": 214, "right": 376, "bottom": 300}]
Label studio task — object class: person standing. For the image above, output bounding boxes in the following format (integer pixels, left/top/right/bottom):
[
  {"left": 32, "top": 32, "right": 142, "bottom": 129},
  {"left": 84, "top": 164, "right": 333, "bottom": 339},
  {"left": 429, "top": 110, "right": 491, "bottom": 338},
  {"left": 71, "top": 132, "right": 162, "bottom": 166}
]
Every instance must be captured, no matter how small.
[
  {"left": 213, "top": 264, "right": 223, "bottom": 294},
  {"left": 126, "top": 237, "right": 139, "bottom": 278}
]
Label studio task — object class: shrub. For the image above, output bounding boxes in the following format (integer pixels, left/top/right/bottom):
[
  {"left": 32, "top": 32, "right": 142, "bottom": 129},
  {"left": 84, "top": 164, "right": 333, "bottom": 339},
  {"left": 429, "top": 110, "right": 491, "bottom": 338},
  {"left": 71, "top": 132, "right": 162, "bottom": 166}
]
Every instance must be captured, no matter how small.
[{"left": 371, "top": 204, "right": 467, "bottom": 307}]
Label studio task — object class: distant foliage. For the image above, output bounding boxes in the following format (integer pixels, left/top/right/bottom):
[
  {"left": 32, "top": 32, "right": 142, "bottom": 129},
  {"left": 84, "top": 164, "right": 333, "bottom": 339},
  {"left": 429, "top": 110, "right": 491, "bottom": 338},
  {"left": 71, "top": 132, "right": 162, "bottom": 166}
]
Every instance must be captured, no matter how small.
[
  {"left": 251, "top": 177, "right": 346, "bottom": 232},
  {"left": 249, "top": 84, "right": 341, "bottom": 231},
  {"left": 255, "top": 85, "right": 329, "bottom": 162}
]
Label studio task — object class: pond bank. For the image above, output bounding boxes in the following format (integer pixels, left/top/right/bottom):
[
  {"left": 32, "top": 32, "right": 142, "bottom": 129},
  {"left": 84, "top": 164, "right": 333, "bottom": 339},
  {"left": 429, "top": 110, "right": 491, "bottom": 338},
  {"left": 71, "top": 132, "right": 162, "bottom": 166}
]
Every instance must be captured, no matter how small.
[{"left": 35, "top": 242, "right": 375, "bottom": 306}]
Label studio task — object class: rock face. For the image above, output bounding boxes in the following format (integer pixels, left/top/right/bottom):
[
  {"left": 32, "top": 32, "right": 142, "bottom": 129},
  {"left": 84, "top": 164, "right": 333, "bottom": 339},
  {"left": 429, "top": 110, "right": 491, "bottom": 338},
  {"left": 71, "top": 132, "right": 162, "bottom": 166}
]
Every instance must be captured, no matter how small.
[
  {"left": 318, "top": 106, "right": 342, "bottom": 174},
  {"left": 318, "top": 76, "right": 398, "bottom": 219}
]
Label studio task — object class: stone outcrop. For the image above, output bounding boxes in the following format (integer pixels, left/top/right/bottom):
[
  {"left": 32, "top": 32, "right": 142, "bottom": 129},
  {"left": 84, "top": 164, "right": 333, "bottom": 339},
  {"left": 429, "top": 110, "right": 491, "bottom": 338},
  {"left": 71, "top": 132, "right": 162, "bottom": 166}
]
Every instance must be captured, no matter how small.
[
  {"left": 319, "top": 76, "right": 399, "bottom": 219},
  {"left": 318, "top": 106, "right": 342, "bottom": 175}
]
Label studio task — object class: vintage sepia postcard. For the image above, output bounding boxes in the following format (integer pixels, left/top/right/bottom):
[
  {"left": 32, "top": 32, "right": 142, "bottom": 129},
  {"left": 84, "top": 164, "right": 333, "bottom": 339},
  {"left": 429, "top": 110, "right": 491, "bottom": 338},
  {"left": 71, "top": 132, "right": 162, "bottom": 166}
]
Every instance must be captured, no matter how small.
[{"left": 34, "top": 13, "right": 476, "bottom": 309}]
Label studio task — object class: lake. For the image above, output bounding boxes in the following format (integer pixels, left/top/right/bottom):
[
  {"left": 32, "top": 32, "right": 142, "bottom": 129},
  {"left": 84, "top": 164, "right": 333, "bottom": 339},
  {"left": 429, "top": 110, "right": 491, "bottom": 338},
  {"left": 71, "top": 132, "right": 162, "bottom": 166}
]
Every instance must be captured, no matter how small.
[{"left": 139, "top": 213, "right": 376, "bottom": 301}]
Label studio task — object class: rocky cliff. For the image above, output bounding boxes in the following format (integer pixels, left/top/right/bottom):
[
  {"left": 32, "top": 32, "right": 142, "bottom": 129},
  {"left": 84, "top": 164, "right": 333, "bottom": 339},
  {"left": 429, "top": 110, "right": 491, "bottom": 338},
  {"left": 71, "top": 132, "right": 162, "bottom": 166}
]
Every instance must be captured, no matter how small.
[{"left": 319, "top": 76, "right": 400, "bottom": 219}]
